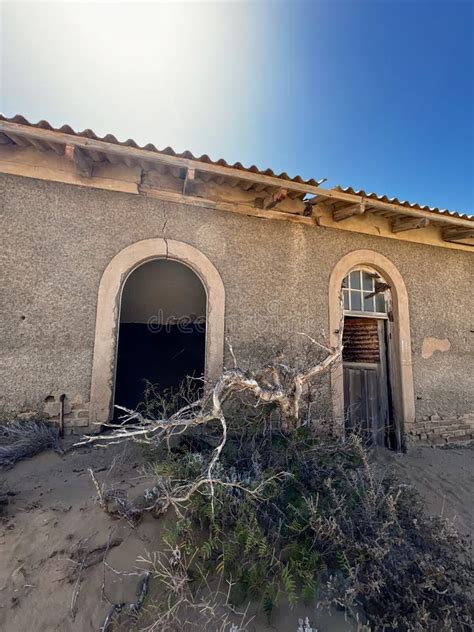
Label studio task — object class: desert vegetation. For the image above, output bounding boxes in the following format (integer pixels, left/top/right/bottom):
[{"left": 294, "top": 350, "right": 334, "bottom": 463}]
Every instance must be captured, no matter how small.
[
  {"left": 0, "top": 418, "right": 60, "bottom": 468},
  {"left": 73, "top": 332, "right": 473, "bottom": 632}
]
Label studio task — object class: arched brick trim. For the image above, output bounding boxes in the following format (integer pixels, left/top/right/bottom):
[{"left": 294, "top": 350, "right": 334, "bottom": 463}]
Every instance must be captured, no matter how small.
[
  {"left": 89, "top": 239, "right": 225, "bottom": 428},
  {"left": 329, "top": 250, "right": 415, "bottom": 439}
]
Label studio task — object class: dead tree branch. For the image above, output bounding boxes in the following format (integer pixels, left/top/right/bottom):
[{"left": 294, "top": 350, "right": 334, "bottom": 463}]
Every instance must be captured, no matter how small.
[
  {"left": 77, "top": 297, "right": 343, "bottom": 520},
  {"left": 76, "top": 295, "right": 343, "bottom": 447}
]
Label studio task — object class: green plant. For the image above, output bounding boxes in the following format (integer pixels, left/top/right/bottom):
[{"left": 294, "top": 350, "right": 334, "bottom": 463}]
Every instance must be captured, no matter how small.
[{"left": 144, "top": 418, "right": 473, "bottom": 631}]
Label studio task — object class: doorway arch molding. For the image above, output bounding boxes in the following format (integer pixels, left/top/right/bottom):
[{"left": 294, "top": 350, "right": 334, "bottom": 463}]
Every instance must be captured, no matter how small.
[
  {"left": 89, "top": 238, "right": 225, "bottom": 426},
  {"left": 328, "top": 249, "right": 415, "bottom": 436}
]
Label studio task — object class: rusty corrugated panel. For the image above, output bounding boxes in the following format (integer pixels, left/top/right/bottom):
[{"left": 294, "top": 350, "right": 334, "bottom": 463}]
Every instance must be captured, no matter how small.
[
  {"left": 343, "top": 318, "right": 380, "bottom": 363},
  {"left": 335, "top": 186, "right": 472, "bottom": 221}
]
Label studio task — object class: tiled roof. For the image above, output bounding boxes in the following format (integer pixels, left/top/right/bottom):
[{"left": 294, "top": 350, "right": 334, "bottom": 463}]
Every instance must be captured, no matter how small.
[
  {"left": 0, "top": 114, "right": 472, "bottom": 221},
  {"left": 335, "top": 187, "right": 472, "bottom": 221},
  {"left": 0, "top": 114, "right": 324, "bottom": 188}
]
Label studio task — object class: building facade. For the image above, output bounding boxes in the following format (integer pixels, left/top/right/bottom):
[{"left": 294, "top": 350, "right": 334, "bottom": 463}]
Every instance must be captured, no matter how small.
[{"left": 1, "top": 115, "right": 473, "bottom": 446}]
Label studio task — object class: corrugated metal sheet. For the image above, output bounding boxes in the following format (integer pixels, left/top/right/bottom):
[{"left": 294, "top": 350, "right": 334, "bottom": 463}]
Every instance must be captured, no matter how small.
[
  {"left": 0, "top": 114, "right": 324, "bottom": 188},
  {"left": 1, "top": 114, "right": 471, "bottom": 220},
  {"left": 335, "top": 186, "right": 472, "bottom": 221},
  {"left": 343, "top": 318, "right": 380, "bottom": 364}
]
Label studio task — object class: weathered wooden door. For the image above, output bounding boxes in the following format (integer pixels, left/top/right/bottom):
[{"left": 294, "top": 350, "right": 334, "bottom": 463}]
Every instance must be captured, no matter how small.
[{"left": 343, "top": 317, "right": 390, "bottom": 446}]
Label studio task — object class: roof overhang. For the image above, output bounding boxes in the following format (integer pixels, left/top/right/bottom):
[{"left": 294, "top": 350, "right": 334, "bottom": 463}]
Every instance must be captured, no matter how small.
[{"left": 0, "top": 117, "right": 472, "bottom": 249}]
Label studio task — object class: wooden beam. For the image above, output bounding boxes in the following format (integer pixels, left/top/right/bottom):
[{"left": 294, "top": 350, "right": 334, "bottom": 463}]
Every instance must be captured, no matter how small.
[
  {"left": 6, "top": 133, "right": 30, "bottom": 147},
  {"left": 303, "top": 200, "right": 332, "bottom": 217},
  {"left": 45, "top": 141, "right": 64, "bottom": 155},
  {"left": 333, "top": 201, "right": 366, "bottom": 221},
  {"left": 183, "top": 167, "right": 196, "bottom": 195},
  {"left": 64, "top": 144, "right": 93, "bottom": 177},
  {"left": 305, "top": 194, "right": 326, "bottom": 206},
  {"left": 442, "top": 227, "right": 474, "bottom": 242},
  {"left": 2, "top": 146, "right": 472, "bottom": 251},
  {"left": 392, "top": 216, "right": 430, "bottom": 233},
  {"left": 255, "top": 187, "right": 288, "bottom": 210},
  {"left": 28, "top": 138, "right": 49, "bottom": 152},
  {"left": 0, "top": 120, "right": 473, "bottom": 229},
  {"left": 139, "top": 185, "right": 316, "bottom": 226}
]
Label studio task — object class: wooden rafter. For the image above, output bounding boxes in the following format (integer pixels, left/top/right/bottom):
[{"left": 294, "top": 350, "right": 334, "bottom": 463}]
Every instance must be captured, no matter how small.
[
  {"left": 45, "top": 141, "right": 65, "bottom": 155},
  {"left": 392, "top": 216, "right": 430, "bottom": 233},
  {"left": 65, "top": 145, "right": 93, "bottom": 177},
  {"left": 303, "top": 200, "right": 333, "bottom": 218},
  {"left": 183, "top": 167, "right": 196, "bottom": 195},
  {"left": 333, "top": 201, "right": 366, "bottom": 222},
  {"left": 0, "top": 119, "right": 473, "bottom": 230},
  {"left": 255, "top": 187, "right": 288, "bottom": 210},
  {"left": 442, "top": 227, "right": 474, "bottom": 242}
]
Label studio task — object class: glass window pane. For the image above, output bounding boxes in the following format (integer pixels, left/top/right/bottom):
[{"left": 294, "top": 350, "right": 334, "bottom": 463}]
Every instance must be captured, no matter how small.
[
  {"left": 363, "top": 292, "right": 375, "bottom": 312},
  {"left": 362, "top": 271, "right": 373, "bottom": 291},
  {"left": 351, "top": 291, "right": 362, "bottom": 311},
  {"left": 342, "top": 275, "right": 349, "bottom": 289},
  {"left": 375, "top": 293, "right": 386, "bottom": 313},
  {"left": 343, "top": 289, "right": 349, "bottom": 309},
  {"left": 350, "top": 271, "right": 361, "bottom": 289}
]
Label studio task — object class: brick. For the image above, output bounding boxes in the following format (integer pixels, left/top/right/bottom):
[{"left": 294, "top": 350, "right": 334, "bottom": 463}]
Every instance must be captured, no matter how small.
[
  {"left": 430, "top": 437, "right": 447, "bottom": 445},
  {"left": 44, "top": 400, "right": 72, "bottom": 417},
  {"left": 65, "top": 416, "right": 89, "bottom": 427},
  {"left": 16, "top": 411, "right": 37, "bottom": 421}
]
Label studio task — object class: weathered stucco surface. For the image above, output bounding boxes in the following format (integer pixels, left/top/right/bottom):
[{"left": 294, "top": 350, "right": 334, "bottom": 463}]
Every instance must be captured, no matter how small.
[
  {"left": 1, "top": 174, "right": 473, "bottom": 427},
  {"left": 421, "top": 337, "right": 451, "bottom": 359}
]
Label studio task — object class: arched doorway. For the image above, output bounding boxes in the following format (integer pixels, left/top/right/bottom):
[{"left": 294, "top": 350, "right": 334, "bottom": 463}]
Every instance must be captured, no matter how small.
[
  {"left": 89, "top": 239, "right": 225, "bottom": 427},
  {"left": 114, "top": 259, "right": 207, "bottom": 415},
  {"left": 329, "top": 250, "right": 415, "bottom": 449}
]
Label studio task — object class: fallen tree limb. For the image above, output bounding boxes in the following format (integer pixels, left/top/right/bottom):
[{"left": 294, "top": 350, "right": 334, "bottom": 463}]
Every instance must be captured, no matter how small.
[{"left": 79, "top": 297, "right": 343, "bottom": 525}]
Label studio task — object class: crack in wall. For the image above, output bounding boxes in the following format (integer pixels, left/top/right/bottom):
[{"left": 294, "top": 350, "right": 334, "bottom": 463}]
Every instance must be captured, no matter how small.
[{"left": 162, "top": 205, "right": 169, "bottom": 259}]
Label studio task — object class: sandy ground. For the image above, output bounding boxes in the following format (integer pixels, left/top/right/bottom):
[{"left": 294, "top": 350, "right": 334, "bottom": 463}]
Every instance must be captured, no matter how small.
[
  {"left": 0, "top": 440, "right": 472, "bottom": 632},
  {"left": 375, "top": 444, "right": 474, "bottom": 537}
]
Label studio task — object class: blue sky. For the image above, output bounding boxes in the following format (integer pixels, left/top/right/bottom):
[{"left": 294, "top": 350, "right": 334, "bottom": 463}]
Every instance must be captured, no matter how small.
[{"left": 1, "top": 1, "right": 472, "bottom": 213}]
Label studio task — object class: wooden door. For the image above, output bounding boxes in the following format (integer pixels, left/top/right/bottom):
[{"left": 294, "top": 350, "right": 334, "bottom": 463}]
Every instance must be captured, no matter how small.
[{"left": 343, "top": 317, "right": 390, "bottom": 446}]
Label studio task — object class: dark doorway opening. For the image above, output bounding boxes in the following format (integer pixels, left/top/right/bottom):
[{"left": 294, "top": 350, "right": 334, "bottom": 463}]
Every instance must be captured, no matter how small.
[{"left": 113, "top": 259, "right": 206, "bottom": 416}]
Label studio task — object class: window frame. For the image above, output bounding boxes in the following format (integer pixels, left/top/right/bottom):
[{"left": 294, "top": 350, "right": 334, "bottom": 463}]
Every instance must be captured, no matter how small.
[{"left": 342, "top": 267, "right": 388, "bottom": 319}]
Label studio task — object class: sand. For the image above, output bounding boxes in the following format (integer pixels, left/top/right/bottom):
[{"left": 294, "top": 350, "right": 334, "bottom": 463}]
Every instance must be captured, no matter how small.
[
  {"left": 0, "top": 440, "right": 472, "bottom": 632},
  {"left": 375, "top": 444, "right": 473, "bottom": 537}
]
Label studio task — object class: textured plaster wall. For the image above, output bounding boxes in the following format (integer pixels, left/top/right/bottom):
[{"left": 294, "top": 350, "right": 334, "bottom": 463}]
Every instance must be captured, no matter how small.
[{"left": 1, "top": 173, "right": 473, "bottom": 421}]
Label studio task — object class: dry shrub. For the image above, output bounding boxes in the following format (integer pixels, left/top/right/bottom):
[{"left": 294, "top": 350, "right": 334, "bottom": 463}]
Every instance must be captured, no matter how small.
[
  {"left": 81, "top": 334, "right": 472, "bottom": 631},
  {"left": 140, "top": 422, "right": 473, "bottom": 631},
  {"left": 0, "top": 419, "right": 59, "bottom": 468}
]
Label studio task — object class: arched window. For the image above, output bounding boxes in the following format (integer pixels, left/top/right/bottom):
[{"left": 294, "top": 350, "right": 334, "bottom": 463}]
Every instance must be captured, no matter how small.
[{"left": 342, "top": 268, "right": 388, "bottom": 316}]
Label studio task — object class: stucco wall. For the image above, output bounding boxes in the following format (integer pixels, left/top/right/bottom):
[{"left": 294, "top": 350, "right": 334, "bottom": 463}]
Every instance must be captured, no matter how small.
[{"left": 1, "top": 173, "right": 473, "bottom": 426}]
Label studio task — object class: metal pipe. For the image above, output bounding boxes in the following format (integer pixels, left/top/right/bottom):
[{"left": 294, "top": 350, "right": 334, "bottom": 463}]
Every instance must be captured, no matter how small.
[{"left": 59, "top": 394, "right": 66, "bottom": 437}]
